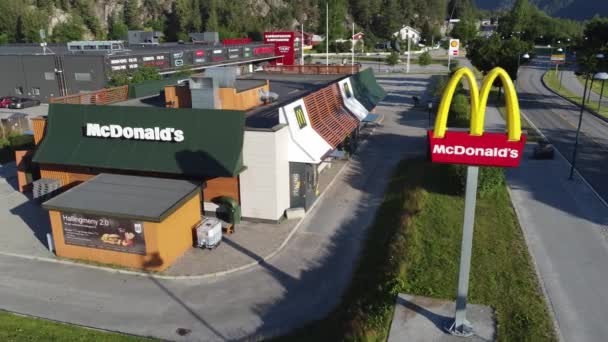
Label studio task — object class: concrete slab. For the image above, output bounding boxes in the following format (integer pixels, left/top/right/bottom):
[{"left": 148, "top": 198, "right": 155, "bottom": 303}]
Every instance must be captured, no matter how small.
[{"left": 387, "top": 294, "right": 496, "bottom": 342}]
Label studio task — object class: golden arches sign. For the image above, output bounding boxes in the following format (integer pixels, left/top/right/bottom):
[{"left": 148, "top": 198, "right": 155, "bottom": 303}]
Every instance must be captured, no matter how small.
[
  {"left": 428, "top": 67, "right": 526, "bottom": 168},
  {"left": 432, "top": 67, "right": 522, "bottom": 142}
]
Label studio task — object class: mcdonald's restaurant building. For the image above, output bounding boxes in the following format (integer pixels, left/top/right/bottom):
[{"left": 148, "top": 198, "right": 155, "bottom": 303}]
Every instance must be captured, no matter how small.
[{"left": 26, "top": 69, "right": 385, "bottom": 271}]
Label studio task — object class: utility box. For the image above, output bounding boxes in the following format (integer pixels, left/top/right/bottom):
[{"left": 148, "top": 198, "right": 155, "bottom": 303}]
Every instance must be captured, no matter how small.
[{"left": 196, "top": 217, "right": 223, "bottom": 249}]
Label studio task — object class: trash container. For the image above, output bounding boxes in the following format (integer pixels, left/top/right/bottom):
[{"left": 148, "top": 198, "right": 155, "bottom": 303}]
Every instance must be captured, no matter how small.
[{"left": 215, "top": 196, "right": 241, "bottom": 224}]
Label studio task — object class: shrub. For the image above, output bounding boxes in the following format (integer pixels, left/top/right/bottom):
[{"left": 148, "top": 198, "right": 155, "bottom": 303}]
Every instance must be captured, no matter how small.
[
  {"left": 8, "top": 134, "right": 34, "bottom": 149},
  {"left": 448, "top": 93, "right": 470, "bottom": 128},
  {"left": 386, "top": 52, "right": 400, "bottom": 66},
  {"left": 304, "top": 55, "right": 313, "bottom": 64},
  {"left": 0, "top": 137, "right": 9, "bottom": 149},
  {"left": 418, "top": 51, "right": 432, "bottom": 66},
  {"left": 452, "top": 165, "right": 505, "bottom": 197},
  {"left": 449, "top": 59, "right": 460, "bottom": 74}
]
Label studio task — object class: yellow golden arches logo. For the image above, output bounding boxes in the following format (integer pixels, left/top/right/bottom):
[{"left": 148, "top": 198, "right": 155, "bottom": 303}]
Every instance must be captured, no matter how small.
[{"left": 432, "top": 67, "right": 522, "bottom": 142}]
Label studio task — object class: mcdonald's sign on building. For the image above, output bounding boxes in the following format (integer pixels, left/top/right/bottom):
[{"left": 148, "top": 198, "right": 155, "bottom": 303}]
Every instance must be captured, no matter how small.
[{"left": 428, "top": 67, "right": 526, "bottom": 168}]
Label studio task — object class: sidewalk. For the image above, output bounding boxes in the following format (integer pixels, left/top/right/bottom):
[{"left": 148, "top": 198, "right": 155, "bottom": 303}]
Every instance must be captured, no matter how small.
[{"left": 486, "top": 105, "right": 608, "bottom": 342}]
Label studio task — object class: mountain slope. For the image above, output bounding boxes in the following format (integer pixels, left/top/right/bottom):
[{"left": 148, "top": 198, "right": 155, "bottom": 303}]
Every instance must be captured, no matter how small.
[{"left": 474, "top": 0, "right": 605, "bottom": 20}]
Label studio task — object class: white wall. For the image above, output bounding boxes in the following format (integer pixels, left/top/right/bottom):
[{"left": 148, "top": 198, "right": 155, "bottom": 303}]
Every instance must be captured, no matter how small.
[
  {"left": 279, "top": 98, "right": 333, "bottom": 163},
  {"left": 239, "top": 127, "right": 290, "bottom": 221},
  {"left": 338, "top": 78, "right": 368, "bottom": 121}
]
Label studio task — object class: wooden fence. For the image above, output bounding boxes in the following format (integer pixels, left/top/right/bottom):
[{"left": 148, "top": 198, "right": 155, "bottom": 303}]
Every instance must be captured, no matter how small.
[
  {"left": 49, "top": 85, "right": 129, "bottom": 105},
  {"left": 263, "top": 64, "right": 361, "bottom": 75}
]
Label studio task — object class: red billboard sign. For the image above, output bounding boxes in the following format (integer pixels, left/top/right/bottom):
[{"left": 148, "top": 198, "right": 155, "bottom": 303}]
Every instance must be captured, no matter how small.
[
  {"left": 264, "top": 31, "right": 296, "bottom": 66},
  {"left": 195, "top": 50, "right": 205, "bottom": 57},
  {"left": 253, "top": 46, "right": 274, "bottom": 55},
  {"left": 223, "top": 38, "right": 252, "bottom": 45},
  {"left": 428, "top": 131, "right": 526, "bottom": 167}
]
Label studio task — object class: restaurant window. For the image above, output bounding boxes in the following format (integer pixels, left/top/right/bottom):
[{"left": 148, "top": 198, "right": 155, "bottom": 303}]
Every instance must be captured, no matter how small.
[
  {"left": 15, "top": 87, "right": 23, "bottom": 95},
  {"left": 44, "top": 72, "right": 55, "bottom": 81},
  {"left": 294, "top": 105, "right": 307, "bottom": 129},
  {"left": 32, "top": 87, "right": 40, "bottom": 96},
  {"left": 75, "top": 73, "right": 92, "bottom": 82}
]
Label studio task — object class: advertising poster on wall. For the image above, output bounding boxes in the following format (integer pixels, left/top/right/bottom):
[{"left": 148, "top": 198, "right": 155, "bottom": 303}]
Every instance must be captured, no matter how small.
[
  {"left": 61, "top": 212, "right": 146, "bottom": 255},
  {"left": 264, "top": 32, "right": 296, "bottom": 66}
]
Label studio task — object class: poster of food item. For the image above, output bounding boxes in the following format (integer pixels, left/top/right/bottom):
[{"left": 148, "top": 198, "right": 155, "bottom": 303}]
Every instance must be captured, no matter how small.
[{"left": 60, "top": 212, "right": 146, "bottom": 255}]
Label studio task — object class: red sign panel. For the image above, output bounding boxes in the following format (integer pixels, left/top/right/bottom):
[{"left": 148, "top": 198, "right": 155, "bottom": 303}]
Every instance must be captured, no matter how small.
[
  {"left": 195, "top": 50, "right": 205, "bottom": 57},
  {"left": 264, "top": 31, "right": 296, "bottom": 66},
  {"left": 223, "top": 38, "right": 252, "bottom": 45},
  {"left": 253, "top": 46, "right": 274, "bottom": 55},
  {"left": 428, "top": 130, "right": 526, "bottom": 167}
]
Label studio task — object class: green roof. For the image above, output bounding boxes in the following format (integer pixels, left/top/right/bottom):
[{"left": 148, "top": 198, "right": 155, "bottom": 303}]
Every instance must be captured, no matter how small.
[
  {"left": 351, "top": 68, "right": 387, "bottom": 111},
  {"left": 33, "top": 104, "right": 245, "bottom": 178}
]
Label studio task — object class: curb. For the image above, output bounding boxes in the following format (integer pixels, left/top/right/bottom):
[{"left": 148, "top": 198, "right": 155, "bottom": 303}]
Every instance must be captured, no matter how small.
[
  {"left": 540, "top": 71, "right": 608, "bottom": 124},
  {"left": 0, "top": 159, "right": 353, "bottom": 281}
]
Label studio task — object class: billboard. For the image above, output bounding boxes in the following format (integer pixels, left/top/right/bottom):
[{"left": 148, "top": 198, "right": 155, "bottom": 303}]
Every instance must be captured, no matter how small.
[
  {"left": 61, "top": 212, "right": 146, "bottom": 255},
  {"left": 449, "top": 39, "right": 460, "bottom": 57},
  {"left": 264, "top": 31, "right": 296, "bottom": 65},
  {"left": 428, "top": 67, "right": 526, "bottom": 167},
  {"left": 551, "top": 54, "right": 566, "bottom": 65}
]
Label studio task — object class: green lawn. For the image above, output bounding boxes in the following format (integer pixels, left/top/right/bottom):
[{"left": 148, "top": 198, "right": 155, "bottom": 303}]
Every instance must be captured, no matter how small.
[
  {"left": 0, "top": 311, "right": 153, "bottom": 342},
  {"left": 544, "top": 70, "right": 608, "bottom": 118},
  {"left": 576, "top": 74, "right": 608, "bottom": 98},
  {"left": 275, "top": 160, "right": 556, "bottom": 341}
]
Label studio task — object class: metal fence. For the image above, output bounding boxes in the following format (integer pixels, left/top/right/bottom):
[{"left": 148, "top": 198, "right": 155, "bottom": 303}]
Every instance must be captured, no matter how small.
[
  {"left": 263, "top": 64, "right": 361, "bottom": 75},
  {"left": 49, "top": 85, "right": 129, "bottom": 105}
]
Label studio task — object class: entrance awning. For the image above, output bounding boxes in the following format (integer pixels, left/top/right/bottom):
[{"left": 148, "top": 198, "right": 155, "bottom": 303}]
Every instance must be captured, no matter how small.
[
  {"left": 33, "top": 104, "right": 245, "bottom": 178},
  {"left": 350, "top": 69, "right": 387, "bottom": 111}
]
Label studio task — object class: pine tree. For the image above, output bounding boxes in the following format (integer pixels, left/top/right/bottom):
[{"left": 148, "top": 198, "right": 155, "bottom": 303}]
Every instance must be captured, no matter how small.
[{"left": 124, "top": 0, "right": 141, "bottom": 30}]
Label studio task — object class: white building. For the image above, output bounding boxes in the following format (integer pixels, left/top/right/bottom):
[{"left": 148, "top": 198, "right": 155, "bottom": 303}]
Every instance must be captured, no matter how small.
[{"left": 393, "top": 26, "right": 421, "bottom": 43}]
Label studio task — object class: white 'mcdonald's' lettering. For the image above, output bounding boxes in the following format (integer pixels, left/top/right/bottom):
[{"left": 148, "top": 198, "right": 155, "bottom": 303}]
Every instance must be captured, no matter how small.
[
  {"left": 432, "top": 144, "right": 519, "bottom": 159},
  {"left": 85, "top": 123, "right": 185, "bottom": 142}
]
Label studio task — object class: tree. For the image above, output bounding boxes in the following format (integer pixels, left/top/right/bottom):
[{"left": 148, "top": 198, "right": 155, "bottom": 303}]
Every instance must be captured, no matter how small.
[
  {"left": 108, "top": 13, "right": 128, "bottom": 40},
  {"left": 51, "top": 16, "right": 85, "bottom": 42},
  {"left": 418, "top": 51, "right": 432, "bottom": 66},
  {"left": 468, "top": 35, "right": 532, "bottom": 81},
  {"left": 386, "top": 51, "right": 400, "bottom": 65},
  {"left": 124, "top": 0, "right": 141, "bottom": 30}
]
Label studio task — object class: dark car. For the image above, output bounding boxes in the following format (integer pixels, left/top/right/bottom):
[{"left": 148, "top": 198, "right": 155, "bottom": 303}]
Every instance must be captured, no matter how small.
[
  {"left": 533, "top": 140, "right": 555, "bottom": 159},
  {"left": 0, "top": 96, "right": 18, "bottom": 108},
  {"left": 8, "top": 97, "right": 41, "bottom": 109}
]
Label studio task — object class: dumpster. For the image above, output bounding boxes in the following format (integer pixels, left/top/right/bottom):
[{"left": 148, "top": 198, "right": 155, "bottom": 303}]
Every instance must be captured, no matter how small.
[{"left": 215, "top": 196, "right": 241, "bottom": 224}]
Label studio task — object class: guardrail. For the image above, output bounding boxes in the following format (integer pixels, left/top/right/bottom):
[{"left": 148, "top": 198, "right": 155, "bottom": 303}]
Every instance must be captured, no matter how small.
[
  {"left": 263, "top": 64, "right": 361, "bottom": 75},
  {"left": 49, "top": 85, "right": 129, "bottom": 105}
]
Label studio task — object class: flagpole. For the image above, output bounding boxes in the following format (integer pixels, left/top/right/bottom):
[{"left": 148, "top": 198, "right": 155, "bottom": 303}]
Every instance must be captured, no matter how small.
[{"left": 326, "top": 1, "right": 329, "bottom": 68}]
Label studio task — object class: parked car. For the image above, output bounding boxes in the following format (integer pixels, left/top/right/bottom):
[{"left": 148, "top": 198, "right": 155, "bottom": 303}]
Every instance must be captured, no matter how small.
[
  {"left": 533, "top": 140, "right": 555, "bottom": 159},
  {"left": 7, "top": 97, "right": 41, "bottom": 109},
  {"left": 0, "top": 96, "right": 18, "bottom": 108}
]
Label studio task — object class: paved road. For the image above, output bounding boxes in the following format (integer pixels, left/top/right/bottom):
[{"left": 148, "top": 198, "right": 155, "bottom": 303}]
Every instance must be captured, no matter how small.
[
  {"left": 0, "top": 74, "right": 432, "bottom": 341},
  {"left": 482, "top": 103, "right": 608, "bottom": 342},
  {"left": 517, "top": 55, "right": 608, "bottom": 203}
]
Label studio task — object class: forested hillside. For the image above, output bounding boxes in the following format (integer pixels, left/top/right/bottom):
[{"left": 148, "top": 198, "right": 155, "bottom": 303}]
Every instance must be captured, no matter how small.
[
  {"left": 475, "top": 0, "right": 608, "bottom": 20},
  {"left": 0, "top": 0, "right": 449, "bottom": 44}
]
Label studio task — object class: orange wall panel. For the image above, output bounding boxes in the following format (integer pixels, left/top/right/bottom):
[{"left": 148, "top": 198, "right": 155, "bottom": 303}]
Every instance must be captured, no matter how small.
[
  {"left": 218, "top": 83, "right": 269, "bottom": 111},
  {"left": 204, "top": 177, "right": 239, "bottom": 203},
  {"left": 31, "top": 117, "right": 47, "bottom": 145},
  {"left": 49, "top": 193, "right": 201, "bottom": 272}
]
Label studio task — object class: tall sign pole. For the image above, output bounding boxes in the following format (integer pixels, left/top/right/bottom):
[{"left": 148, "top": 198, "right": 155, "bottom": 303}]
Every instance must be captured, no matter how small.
[
  {"left": 406, "top": 28, "right": 411, "bottom": 73},
  {"left": 301, "top": 21, "right": 304, "bottom": 66},
  {"left": 352, "top": 22, "right": 355, "bottom": 74},
  {"left": 428, "top": 67, "right": 526, "bottom": 336},
  {"left": 326, "top": 1, "right": 329, "bottom": 68}
]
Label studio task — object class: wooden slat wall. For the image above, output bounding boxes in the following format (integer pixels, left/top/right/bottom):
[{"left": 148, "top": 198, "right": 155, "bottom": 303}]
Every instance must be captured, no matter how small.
[
  {"left": 218, "top": 83, "right": 269, "bottom": 111},
  {"left": 303, "top": 84, "right": 359, "bottom": 148},
  {"left": 39, "top": 164, "right": 95, "bottom": 187},
  {"left": 165, "top": 85, "right": 192, "bottom": 108},
  {"left": 204, "top": 177, "right": 240, "bottom": 203},
  {"left": 49, "top": 85, "right": 128, "bottom": 105},
  {"left": 15, "top": 150, "right": 32, "bottom": 192},
  {"left": 31, "top": 117, "right": 47, "bottom": 145}
]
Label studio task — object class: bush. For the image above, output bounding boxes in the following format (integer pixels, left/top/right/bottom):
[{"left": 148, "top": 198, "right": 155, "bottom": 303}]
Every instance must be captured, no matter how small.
[
  {"left": 418, "top": 51, "right": 432, "bottom": 66},
  {"left": 448, "top": 93, "right": 470, "bottom": 128},
  {"left": 0, "top": 137, "right": 9, "bottom": 149},
  {"left": 304, "top": 55, "right": 313, "bottom": 64},
  {"left": 449, "top": 59, "right": 461, "bottom": 74},
  {"left": 386, "top": 52, "right": 400, "bottom": 66},
  {"left": 8, "top": 134, "right": 34, "bottom": 149},
  {"left": 453, "top": 165, "right": 505, "bottom": 197}
]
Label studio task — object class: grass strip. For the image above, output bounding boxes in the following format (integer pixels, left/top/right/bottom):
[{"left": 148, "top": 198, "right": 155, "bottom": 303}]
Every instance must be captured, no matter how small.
[
  {"left": 0, "top": 311, "right": 153, "bottom": 342},
  {"left": 274, "top": 159, "right": 555, "bottom": 342},
  {"left": 543, "top": 70, "right": 608, "bottom": 118}
]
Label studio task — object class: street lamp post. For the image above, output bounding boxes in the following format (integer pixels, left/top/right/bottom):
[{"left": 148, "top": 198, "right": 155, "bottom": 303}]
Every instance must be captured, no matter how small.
[
  {"left": 569, "top": 72, "right": 590, "bottom": 180},
  {"left": 516, "top": 53, "right": 530, "bottom": 88},
  {"left": 595, "top": 72, "right": 608, "bottom": 112},
  {"left": 587, "top": 54, "right": 605, "bottom": 103},
  {"left": 427, "top": 101, "right": 433, "bottom": 128}
]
